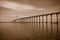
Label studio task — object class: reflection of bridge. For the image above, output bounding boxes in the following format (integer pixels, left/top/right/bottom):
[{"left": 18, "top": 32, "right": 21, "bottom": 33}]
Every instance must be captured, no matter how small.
[{"left": 11, "top": 12, "right": 60, "bottom": 40}]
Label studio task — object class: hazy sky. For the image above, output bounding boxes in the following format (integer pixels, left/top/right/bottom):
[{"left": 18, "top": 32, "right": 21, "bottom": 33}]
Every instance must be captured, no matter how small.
[
  {"left": 0, "top": 0, "right": 60, "bottom": 22},
  {"left": 7, "top": 0, "right": 60, "bottom": 8}
]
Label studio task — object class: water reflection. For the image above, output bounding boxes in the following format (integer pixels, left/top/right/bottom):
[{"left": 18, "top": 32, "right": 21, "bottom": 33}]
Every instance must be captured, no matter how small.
[{"left": 0, "top": 22, "right": 60, "bottom": 40}]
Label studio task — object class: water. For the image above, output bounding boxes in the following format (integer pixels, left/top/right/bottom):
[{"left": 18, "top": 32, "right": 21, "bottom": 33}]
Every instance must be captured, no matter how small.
[{"left": 0, "top": 23, "right": 60, "bottom": 40}]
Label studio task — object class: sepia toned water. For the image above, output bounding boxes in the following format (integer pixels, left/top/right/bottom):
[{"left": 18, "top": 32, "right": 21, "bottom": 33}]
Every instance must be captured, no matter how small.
[{"left": 0, "top": 22, "right": 60, "bottom": 40}]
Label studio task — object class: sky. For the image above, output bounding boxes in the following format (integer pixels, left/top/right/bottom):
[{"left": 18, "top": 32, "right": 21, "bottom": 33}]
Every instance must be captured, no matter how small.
[{"left": 0, "top": 0, "right": 60, "bottom": 22}]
